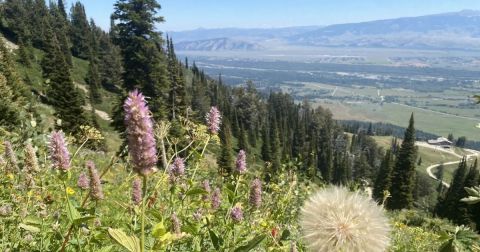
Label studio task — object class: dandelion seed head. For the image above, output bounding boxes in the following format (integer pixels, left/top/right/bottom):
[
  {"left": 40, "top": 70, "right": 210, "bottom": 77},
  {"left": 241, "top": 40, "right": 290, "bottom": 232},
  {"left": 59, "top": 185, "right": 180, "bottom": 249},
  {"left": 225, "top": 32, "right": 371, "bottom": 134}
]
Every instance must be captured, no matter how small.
[{"left": 300, "top": 186, "right": 390, "bottom": 252}]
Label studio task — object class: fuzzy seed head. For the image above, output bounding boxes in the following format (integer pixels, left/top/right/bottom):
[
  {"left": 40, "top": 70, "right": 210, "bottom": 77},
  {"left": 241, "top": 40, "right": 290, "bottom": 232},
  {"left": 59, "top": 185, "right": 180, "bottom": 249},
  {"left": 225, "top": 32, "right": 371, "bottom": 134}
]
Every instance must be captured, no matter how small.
[
  {"left": 48, "top": 131, "right": 70, "bottom": 171},
  {"left": 206, "top": 106, "right": 221, "bottom": 134},
  {"left": 87, "top": 161, "right": 104, "bottom": 200},
  {"left": 300, "top": 186, "right": 390, "bottom": 252},
  {"left": 123, "top": 89, "right": 158, "bottom": 176}
]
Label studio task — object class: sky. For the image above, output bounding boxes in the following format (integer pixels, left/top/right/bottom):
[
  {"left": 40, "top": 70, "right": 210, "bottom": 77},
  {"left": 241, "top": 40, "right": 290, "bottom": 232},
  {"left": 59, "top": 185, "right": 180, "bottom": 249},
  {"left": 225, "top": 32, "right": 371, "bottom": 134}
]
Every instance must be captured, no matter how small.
[{"left": 68, "top": 0, "right": 480, "bottom": 31}]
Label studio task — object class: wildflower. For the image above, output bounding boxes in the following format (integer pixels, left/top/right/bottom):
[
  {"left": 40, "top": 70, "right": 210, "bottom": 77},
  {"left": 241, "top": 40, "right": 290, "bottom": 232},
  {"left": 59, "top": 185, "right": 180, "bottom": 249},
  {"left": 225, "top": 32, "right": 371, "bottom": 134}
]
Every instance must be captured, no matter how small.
[
  {"left": 132, "top": 177, "right": 142, "bottom": 206},
  {"left": 123, "top": 89, "right": 158, "bottom": 176},
  {"left": 235, "top": 150, "right": 247, "bottom": 174},
  {"left": 249, "top": 178, "right": 262, "bottom": 208},
  {"left": 169, "top": 157, "right": 185, "bottom": 176},
  {"left": 202, "top": 180, "right": 211, "bottom": 201},
  {"left": 4, "top": 141, "right": 19, "bottom": 172},
  {"left": 77, "top": 172, "right": 90, "bottom": 190},
  {"left": 211, "top": 187, "right": 221, "bottom": 210},
  {"left": 86, "top": 161, "right": 104, "bottom": 200},
  {"left": 171, "top": 212, "right": 182, "bottom": 234},
  {"left": 7, "top": 173, "right": 14, "bottom": 181},
  {"left": 300, "top": 186, "right": 390, "bottom": 252},
  {"left": 193, "top": 209, "right": 203, "bottom": 221},
  {"left": 66, "top": 187, "right": 75, "bottom": 195},
  {"left": 24, "top": 143, "right": 39, "bottom": 173},
  {"left": 24, "top": 173, "right": 35, "bottom": 189},
  {"left": 205, "top": 106, "right": 221, "bottom": 134},
  {"left": 48, "top": 131, "right": 70, "bottom": 171},
  {"left": 0, "top": 205, "right": 12, "bottom": 216},
  {"left": 230, "top": 205, "right": 243, "bottom": 222}
]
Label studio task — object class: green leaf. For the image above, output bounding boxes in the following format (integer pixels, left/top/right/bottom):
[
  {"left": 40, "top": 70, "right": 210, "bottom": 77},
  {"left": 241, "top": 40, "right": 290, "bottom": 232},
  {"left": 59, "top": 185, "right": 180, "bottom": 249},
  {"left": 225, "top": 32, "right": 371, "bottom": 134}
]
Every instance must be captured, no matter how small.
[
  {"left": 107, "top": 228, "right": 141, "bottom": 252},
  {"left": 152, "top": 222, "right": 167, "bottom": 239},
  {"left": 73, "top": 216, "right": 96, "bottom": 225},
  {"left": 280, "top": 229, "right": 290, "bottom": 241},
  {"left": 209, "top": 230, "right": 222, "bottom": 250},
  {"left": 24, "top": 216, "right": 42, "bottom": 225},
  {"left": 460, "top": 196, "right": 480, "bottom": 204},
  {"left": 19, "top": 223, "right": 40, "bottom": 233},
  {"left": 186, "top": 188, "right": 208, "bottom": 197},
  {"left": 234, "top": 234, "right": 266, "bottom": 252},
  {"left": 66, "top": 197, "right": 81, "bottom": 223}
]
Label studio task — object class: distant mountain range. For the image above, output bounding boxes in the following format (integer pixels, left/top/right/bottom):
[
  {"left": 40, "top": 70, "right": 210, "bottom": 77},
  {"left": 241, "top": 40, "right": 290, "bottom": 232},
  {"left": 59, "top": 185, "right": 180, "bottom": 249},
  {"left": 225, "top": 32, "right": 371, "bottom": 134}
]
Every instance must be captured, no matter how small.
[
  {"left": 169, "top": 10, "right": 480, "bottom": 51},
  {"left": 174, "top": 38, "right": 263, "bottom": 51}
]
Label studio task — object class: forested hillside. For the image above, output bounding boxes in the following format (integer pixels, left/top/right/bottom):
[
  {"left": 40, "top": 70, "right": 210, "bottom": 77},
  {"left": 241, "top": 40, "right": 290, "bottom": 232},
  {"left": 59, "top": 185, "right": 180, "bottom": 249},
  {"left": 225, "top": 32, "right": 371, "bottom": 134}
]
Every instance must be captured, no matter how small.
[{"left": 0, "top": 1, "right": 479, "bottom": 251}]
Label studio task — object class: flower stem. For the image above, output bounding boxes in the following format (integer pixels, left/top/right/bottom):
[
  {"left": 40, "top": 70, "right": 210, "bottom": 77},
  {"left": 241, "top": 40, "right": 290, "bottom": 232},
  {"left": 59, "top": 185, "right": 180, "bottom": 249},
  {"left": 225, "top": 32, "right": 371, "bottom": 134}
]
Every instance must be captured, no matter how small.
[{"left": 140, "top": 175, "right": 148, "bottom": 252}]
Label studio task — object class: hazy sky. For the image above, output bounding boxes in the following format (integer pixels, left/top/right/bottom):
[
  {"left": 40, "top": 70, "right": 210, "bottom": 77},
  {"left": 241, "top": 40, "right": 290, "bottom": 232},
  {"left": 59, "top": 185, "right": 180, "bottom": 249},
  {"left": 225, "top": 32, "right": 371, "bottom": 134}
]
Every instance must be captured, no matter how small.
[{"left": 67, "top": 0, "right": 480, "bottom": 31}]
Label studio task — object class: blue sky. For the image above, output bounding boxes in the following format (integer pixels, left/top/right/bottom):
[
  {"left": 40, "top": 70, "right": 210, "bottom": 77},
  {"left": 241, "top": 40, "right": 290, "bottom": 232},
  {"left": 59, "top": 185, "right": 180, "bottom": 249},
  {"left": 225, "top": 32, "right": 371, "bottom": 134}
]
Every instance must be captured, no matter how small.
[{"left": 67, "top": 0, "right": 480, "bottom": 31}]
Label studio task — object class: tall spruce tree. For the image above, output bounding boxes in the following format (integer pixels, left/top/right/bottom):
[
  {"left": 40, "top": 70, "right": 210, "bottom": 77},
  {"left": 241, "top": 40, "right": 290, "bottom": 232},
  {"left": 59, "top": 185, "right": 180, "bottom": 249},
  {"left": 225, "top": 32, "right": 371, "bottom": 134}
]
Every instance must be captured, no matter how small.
[
  {"left": 166, "top": 37, "right": 187, "bottom": 119},
  {"left": 41, "top": 24, "right": 87, "bottom": 133},
  {"left": 388, "top": 113, "right": 417, "bottom": 210},
  {"left": 70, "top": 2, "right": 91, "bottom": 59},
  {"left": 112, "top": 0, "right": 170, "bottom": 120},
  {"left": 373, "top": 149, "right": 394, "bottom": 202},
  {"left": 217, "top": 120, "right": 235, "bottom": 175}
]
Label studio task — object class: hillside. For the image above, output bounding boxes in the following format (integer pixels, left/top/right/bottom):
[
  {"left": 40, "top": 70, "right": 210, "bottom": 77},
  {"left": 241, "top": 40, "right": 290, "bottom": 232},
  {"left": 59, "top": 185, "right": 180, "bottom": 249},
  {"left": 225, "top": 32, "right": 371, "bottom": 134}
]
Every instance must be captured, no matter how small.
[
  {"left": 174, "top": 37, "right": 263, "bottom": 51},
  {"left": 1, "top": 1, "right": 480, "bottom": 252}
]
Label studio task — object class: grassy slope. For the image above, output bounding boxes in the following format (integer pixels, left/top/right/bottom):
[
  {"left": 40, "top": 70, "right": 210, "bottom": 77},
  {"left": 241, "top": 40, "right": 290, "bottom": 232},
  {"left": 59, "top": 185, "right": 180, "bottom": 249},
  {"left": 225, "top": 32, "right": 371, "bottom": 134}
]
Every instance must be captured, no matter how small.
[{"left": 13, "top": 46, "right": 122, "bottom": 152}]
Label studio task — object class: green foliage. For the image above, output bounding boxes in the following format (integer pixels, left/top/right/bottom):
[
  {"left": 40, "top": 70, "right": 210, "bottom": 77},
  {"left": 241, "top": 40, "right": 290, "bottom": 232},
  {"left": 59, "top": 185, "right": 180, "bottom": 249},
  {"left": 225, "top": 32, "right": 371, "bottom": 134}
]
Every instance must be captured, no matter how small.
[
  {"left": 388, "top": 113, "right": 417, "bottom": 210},
  {"left": 373, "top": 149, "right": 394, "bottom": 202}
]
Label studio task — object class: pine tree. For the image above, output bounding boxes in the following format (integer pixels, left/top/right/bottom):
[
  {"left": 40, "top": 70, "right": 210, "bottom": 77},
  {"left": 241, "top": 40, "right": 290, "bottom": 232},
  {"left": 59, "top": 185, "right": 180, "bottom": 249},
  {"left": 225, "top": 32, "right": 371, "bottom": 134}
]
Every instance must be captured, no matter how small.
[
  {"left": 50, "top": 2, "right": 72, "bottom": 66},
  {"left": 388, "top": 113, "right": 417, "bottom": 210},
  {"left": 238, "top": 125, "right": 249, "bottom": 153},
  {"left": 217, "top": 120, "right": 235, "bottom": 175},
  {"left": 41, "top": 24, "right": 87, "bottom": 133},
  {"left": 373, "top": 149, "right": 394, "bottom": 202},
  {"left": 261, "top": 124, "right": 272, "bottom": 162},
  {"left": 70, "top": 2, "right": 91, "bottom": 59},
  {"left": 112, "top": 0, "right": 170, "bottom": 120},
  {"left": 270, "top": 123, "right": 282, "bottom": 173},
  {"left": 166, "top": 38, "right": 187, "bottom": 119},
  {"left": 461, "top": 159, "right": 479, "bottom": 229},
  {"left": 85, "top": 56, "right": 102, "bottom": 104},
  {"left": 435, "top": 157, "right": 468, "bottom": 222}
]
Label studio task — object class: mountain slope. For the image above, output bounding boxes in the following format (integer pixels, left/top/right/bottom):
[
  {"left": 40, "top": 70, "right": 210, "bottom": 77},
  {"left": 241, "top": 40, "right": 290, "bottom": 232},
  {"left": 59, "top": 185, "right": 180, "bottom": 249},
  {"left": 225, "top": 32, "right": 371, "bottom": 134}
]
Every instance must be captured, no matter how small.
[
  {"left": 174, "top": 38, "right": 263, "bottom": 51},
  {"left": 290, "top": 10, "right": 480, "bottom": 50}
]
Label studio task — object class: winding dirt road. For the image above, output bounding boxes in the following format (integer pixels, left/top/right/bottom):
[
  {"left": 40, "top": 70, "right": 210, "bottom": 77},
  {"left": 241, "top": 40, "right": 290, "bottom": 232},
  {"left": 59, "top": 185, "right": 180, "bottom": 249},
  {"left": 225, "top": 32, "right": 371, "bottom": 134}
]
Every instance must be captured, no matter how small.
[{"left": 424, "top": 146, "right": 479, "bottom": 188}]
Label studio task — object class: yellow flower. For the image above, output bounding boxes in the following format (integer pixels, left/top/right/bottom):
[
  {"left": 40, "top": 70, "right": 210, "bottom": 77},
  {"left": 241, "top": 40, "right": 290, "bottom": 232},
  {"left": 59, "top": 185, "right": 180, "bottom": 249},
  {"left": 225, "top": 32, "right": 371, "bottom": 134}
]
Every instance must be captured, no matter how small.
[
  {"left": 7, "top": 173, "right": 14, "bottom": 180},
  {"left": 27, "top": 190, "right": 34, "bottom": 197},
  {"left": 66, "top": 187, "right": 75, "bottom": 195}
]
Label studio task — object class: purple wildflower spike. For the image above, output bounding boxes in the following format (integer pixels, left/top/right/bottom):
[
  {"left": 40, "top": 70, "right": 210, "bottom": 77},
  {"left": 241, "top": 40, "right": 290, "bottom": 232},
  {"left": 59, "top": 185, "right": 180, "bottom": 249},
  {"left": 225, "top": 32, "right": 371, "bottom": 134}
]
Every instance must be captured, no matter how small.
[
  {"left": 171, "top": 212, "right": 181, "bottom": 234},
  {"left": 24, "top": 143, "right": 39, "bottom": 173},
  {"left": 86, "top": 161, "right": 104, "bottom": 200},
  {"left": 206, "top": 106, "right": 221, "bottom": 134},
  {"left": 230, "top": 206, "right": 243, "bottom": 222},
  {"left": 77, "top": 172, "right": 90, "bottom": 190},
  {"left": 249, "top": 178, "right": 262, "bottom": 208},
  {"left": 48, "top": 131, "right": 70, "bottom": 171},
  {"left": 132, "top": 177, "right": 142, "bottom": 206},
  {"left": 211, "top": 187, "right": 221, "bottom": 210},
  {"left": 170, "top": 157, "right": 185, "bottom": 176},
  {"left": 235, "top": 150, "right": 247, "bottom": 174},
  {"left": 4, "top": 141, "right": 19, "bottom": 172},
  {"left": 202, "top": 180, "right": 211, "bottom": 201},
  {"left": 123, "top": 89, "right": 158, "bottom": 176}
]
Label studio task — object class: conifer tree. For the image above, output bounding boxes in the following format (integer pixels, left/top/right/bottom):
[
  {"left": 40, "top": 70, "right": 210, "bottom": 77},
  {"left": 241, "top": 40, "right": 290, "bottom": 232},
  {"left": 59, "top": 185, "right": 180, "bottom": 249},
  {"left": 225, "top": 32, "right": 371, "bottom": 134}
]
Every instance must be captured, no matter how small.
[
  {"left": 166, "top": 38, "right": 187, "bottom": 119},
  {"left": 85, "top": 56, "right": 102, "bottom": 104},
  {"left": 261, "top": 124, "right": 272, "bottom": 162},
  {"left": 50, "top": 2, "right": 72, "bottom": 66},
  {"left": 238, "top": 125, "right": 249, "bottom": 153},
  {"left": 41, "top": 24, "right": 87, "bottom": 133},
  {"left": 217, "top": 120, "right": 235, "bottom": 175},
  {"left": 373, "top": 149, "right": 394, "bottom": 202},
  {"left": 270, "top": 123, "right": 282, "bottom": 173},
  {"left": 112, "top": 0, "right": 170, "bottom": 120},
  {"left": 435, "top": 157, "right": 468, "bottom": 222},
  {"left": 388, "top": 113, "right": 417, "bottom": 210},
  {"left": 70, "top": 2, "right": 91, "bottom": 59}
]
